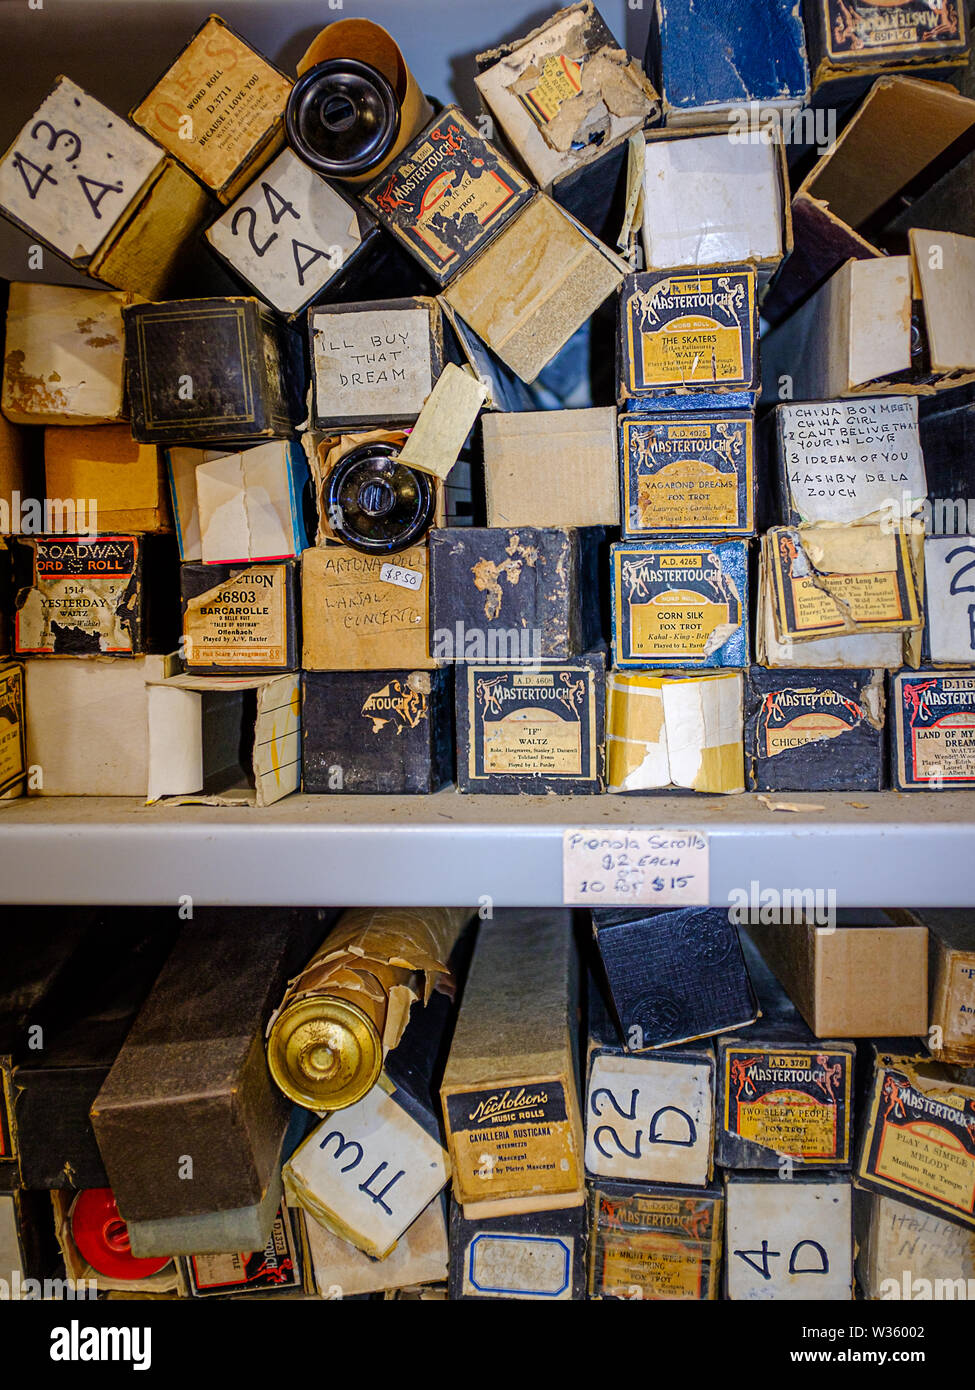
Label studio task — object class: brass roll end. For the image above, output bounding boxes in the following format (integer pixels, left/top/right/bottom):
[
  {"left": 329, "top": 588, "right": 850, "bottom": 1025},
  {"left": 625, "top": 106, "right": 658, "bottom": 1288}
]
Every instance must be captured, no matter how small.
[{"left": 267, "top": 997, "right": 382, "bottom": 1111}]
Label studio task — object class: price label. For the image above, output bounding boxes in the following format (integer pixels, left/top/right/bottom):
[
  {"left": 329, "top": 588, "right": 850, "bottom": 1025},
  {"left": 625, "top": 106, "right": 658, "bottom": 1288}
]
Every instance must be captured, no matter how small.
[
  {"left": 379, "top": 562, "right": 423, "bottom": 591},
  {"left": 562, "top": 827, "right": 709, "bottom": 907},
  {"left": 0, "top": 77, "right": 161, "bottom": 262}
]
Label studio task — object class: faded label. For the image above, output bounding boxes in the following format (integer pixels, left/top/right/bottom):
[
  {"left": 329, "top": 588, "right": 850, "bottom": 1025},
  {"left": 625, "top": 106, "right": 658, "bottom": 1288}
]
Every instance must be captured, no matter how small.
[
  {"left": 770, "top": 528, "right": 917, "bottom": 639},
  {"left": 468, "top": 666, "right": 596, "bottom": 781},
  {"left": 15, "top": 537, "right": 137, "bottom": 655},
  {"left": 590, "top": 1189, "right": 721, "bottom": 1300},
  {"left": 0, "top": 666, "right": 26, "bottom": 796},
  {"left": 864, "top": 1065, "right": 975, "bottom": 1222},
  {"left": 824, "top": 0, "right": 965, "bottom": 59},
  {"left": 623, "top": 271, "right": 755, "bottom": 395},
  {"left": 186, "top": 1207, "right": 300, "bottom": 1296},
  {"left": 613, "top": 542, "right": 746, "bottom": 667},
  {"left": 445, "top": 1082, "right": 581, "bottom": 1205},
  {"left": 463, "top": 1232, "right": 575, "bottom": 1298},
  {"left": 562, "top": 827, "right": 709, "bottom": 907},
  {"left": 758, "top": 687, "right": 865, "bottom": 758},
  {"left": 184, "top": 566, "right": 288, "bottom": 667},
  {"left": 313, "top": 307, "right": 433, "bottom": 419},
  {"left": 586, "top": 1053, "right": 713, "bottom": 1184}
]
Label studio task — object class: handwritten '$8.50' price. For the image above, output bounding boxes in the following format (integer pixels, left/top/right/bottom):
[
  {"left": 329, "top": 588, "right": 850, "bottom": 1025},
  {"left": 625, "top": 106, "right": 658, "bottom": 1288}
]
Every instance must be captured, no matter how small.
[{"left": 562, "top": 828, "right": 709, "bottom": 907}]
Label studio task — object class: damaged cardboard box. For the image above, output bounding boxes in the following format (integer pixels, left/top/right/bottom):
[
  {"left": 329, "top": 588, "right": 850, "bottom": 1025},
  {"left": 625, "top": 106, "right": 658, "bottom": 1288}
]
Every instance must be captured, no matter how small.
[
  {"left": 449, "top": 1198, "right": 587, "bottom": 1301},
  {"left": 0, "top": 77, "right": 211, "bottom": 300},
  {"left": 924, "top": 535, "right": 975, "bottom": 665},
  {"left": 588, "top": 1181, "right": 723, "bottom": 1300},
  {"left": 856, "top": 1191, "right": 975, "bottom": 1300},
  {"left": 483, "top": 407, "right": 619, "bottom": 528},
  {"left": 620, "top": 411, "right": 755, "bottom": 539},
  {"left": 890, "top": 668, "right": 975, "bottom": 790},
  {"left": 805, "top": 0, "right": 969, "bottom": 105},
  {"left": 724, "top": 1173, "right": 853, "bottom": 1300},
  {"left": 44, "top": 428, "right": 171, "bottom": 535},
  {"left": 130, "top": 14, "right": 292, "bottom": 205},
  {"left": 2, "top": 283, "right": 134, "bottom": 427},
  {"left": 301, "top": 544, "right": 436, "bottom": 672},
  {"left": 194, "top": 441, "right": 311, "bottom": 565},
  {"left": 301, "top": 1195, "right": 448, "bottom": 1299},
  {"left": 181, "top": 1205, "right": 302, "bottom": 1298},
  {"left": 922, "top": 910, "right": 975, "bottom": 1066},
  {"left": 743, "top": 666, "right": 887, "bottom": 791},
  {"left": 605, "top": 669, "right": 744, "bottom": 794},
  {"left": 181, "top": 560, "right": 299, "bottom": 675},
  {"left": 456, "top": 651, "right": 605, "bottom": 795},
  {"left": 610, "top": 539, "right": 748, "bottom": 669}
]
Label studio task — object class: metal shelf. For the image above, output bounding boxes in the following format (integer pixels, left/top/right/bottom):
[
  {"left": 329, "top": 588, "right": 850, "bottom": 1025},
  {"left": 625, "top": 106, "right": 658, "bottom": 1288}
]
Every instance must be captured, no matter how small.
[{"left": 1, "top": 791, "right": 974, "bottom": 907}]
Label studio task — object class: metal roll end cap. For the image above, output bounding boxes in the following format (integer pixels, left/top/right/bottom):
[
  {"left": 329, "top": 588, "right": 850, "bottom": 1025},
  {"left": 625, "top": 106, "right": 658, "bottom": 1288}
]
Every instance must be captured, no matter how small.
[{"left": 267, "top": 997, "right": 382, "bottom": 1111}]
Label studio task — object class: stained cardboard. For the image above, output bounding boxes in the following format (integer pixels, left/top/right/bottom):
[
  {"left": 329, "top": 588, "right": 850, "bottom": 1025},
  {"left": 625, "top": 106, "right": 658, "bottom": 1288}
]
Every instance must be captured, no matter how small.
[
  {"left": 483, "top": 407, "right": 619, "bottom": 527},
  {"left": 606, "top": 669, "right": 744, "bottom": 794},
  {"left": 588, "top": 1180, "right": 723, "bottom": 1300},
  {"left": 44, "top": 428, "right": 171, "bottom": 534},
  {"left": 181, "top": 560, "right": 299, "bottom": 674},
  {"left": 301, "top": 543, "right": 435, "bottom": 672},
  {"left": 922, "top": 910, "right": 975, "bottom": 1066}
]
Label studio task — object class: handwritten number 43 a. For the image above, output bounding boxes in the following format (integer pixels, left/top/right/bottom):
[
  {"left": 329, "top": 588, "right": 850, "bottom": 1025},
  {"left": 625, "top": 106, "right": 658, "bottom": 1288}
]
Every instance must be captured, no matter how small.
[
  {"left": 231, "top": 181, "right": 336, "bottom": 287},
  {"left": 12, "top": 121, "right": 123, "bottom": 219},
  {"left": 734, "top": 1238, "right": 830, "bottom": 1280}
]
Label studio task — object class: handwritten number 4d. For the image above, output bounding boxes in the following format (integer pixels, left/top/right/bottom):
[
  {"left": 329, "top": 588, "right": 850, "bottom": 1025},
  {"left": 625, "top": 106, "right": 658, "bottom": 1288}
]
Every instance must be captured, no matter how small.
[{"left": 733, "top": 1239, "right": 829, "bottom": 1280}]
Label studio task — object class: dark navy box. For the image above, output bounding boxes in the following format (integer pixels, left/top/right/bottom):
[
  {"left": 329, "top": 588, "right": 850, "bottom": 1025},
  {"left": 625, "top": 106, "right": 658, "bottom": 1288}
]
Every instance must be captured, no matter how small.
[
  {"left": 620, "top": 411, "right": 755, "bottom": 539},
  {"left": 890, "top": 667, "right": 975, "bottom": 791},
  {"left": 180, "top": 559, "right": 300, "bottom": 676},
  {"left": 448, "top": 1197, "right": 586, "bottom": 1300}
]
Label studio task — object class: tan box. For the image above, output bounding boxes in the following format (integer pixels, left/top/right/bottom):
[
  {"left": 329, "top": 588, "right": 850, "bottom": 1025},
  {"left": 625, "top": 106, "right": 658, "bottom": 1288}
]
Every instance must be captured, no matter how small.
[
  {"left": 746, "top": 910, "right": 928, "bottom": 1037},
  {"left": 856, "top": 1191, "right": 975, "bottom": 1300},
  {"left": 440, "top": 910, "right": 584, "bottom": 1218},
  {"left": 0, "top": 659, "right": 25, "bottom": 800},
  {"left": 300, "top": 1197, "right": 448, "bottom": 1298},
  {"left": 443, "top": 196, "right": 626, "bottom": 384},
  {"left": 923, "top": 911, "right": 975, "bottom": 1066},
  {"left": 44, "top": 427, "right": 170, "bottom": 533},
  {"left": 302, "top": 544, "right": 435, "bottom": 671},
  {"left": 131, "top": 15, "right": 291, "bottom": 204},
  {"left": 483, "top": 407, "right": 618, "bottom": 526},
  {"left": 0, "top": 414, "right": 27, "bottom": 524}
]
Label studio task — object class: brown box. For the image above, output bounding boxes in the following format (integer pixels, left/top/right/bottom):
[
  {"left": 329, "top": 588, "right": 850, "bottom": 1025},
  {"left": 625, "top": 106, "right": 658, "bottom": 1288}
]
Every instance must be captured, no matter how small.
[
  {"left": 746, "top": 909, "right": 928, "bottom": 1037},
  {"left": 90, "top": 911, "right": 322, "bottom": 1223},
  {"left": 923, "top": 911, "right": 975, "bottom": 1065},
  {"left": 302, "top": 544, "right": 436, "bottom": 671},
  {"left": 482, "top": 407, "right": 619, "bottom": 527},
  {"left": 0, "top": 415, "right": 26, "bottom": 525},
  {"left": 44, "top": 428, "right": 170, "bottom": 533},
  {"left": 440, "top": 910, "right": 584, "bottom": 1218},
  {"left": 130, "top": 14, "right": 292, "bottom": 204},
  {"left": 443, "top": 196, "right": 626, "bottom": 384}
]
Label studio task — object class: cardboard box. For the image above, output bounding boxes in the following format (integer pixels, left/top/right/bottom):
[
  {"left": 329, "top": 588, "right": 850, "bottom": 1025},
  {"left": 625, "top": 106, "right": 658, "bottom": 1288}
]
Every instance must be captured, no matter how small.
[
  {"left": 430, "top": 526, "right": 603, "bottom": 663},
  {"left": 891, "top": 668, "right": 975, "bottom": 790},
  {"left": 194, "top": 441, "right": 311, "bottom": 565},
  {"left": 924, "top": 535, "right": 975, "bottom": 664},
  {"left": 0, "top": 76, "right": 211, "bottom": 300},
  {"left": 302, "top": 668, "right": 453, "bottom": 795},
  {"left": 474, "top": 3, "right": 660, "bottom": 192},
  {"left": 805, "top": 0, "right": 968, "bottom": 103},
  {"left": 744, "top": 666, "right": 887, "bottom": 791},
  {"left": 2, "top": 283, "right": 134, "bottom": 426},
  {"left": 646, "top": 0, "right": 809, "bottom": 124},
  {"left": 91, "top": 911, "right": 321, "bottom": 1224},
  {"left": 856, "top": 1051, "right": 975, "bottom": 1232},
  {"left": 586, "top": 981, "right": 714, "bottom": 1186},
  {"left": 165, "top": 446, "right": 228, "bottom": 562},
  {"left": 11, "top": 534, "right": 179, "bottom": 658},
  {"left": 181, "top": 560, "right": 299, "bottom": 674},
  {"left": 301, "top": 1195, "right": 448, "bottom": 1299},
  {"left": 131, "top": 14, "right": 292, "bottom": 204},
  {"left": 0, "top": 413, "right": 27, "bottom": 526},
  {"left": 449, "top": 1198, "right": 587, "bottom": 1300},
  {"left": 442, "top": 195, "right": 626, "bottom": 384},
  {"left": 310, "top": 297, "right": 446, "bottom": 429},
  {"left": 617, "top": 267, "right": 758, "bottom": 412},
  {"left": 747, "top": 910, "right": 928, "bottom": 1037},
  {"left": 456, "top": 652, "right": 605, "bottom": 795},
  {"left": 206, "top": 148, "right": 376, "bottom": 318},
  {"left": 857, "top": 1191, "right": 975, "bottom": 1300},
  {"left": 24, "top": 653, "right": 177, "bottom": 796},
  {"left": 123, "top": 297, "right": 306, "bottom": 445},
  {"left": 766, "top": 78, "right": 975, "bottom": 326},
  {"left": 919, "top": 382, "right": 975, "bottom": 535},
  {"left": 483, "top": 408, "right": 619, "bottom": 528},
  {"left": 128, "top": 1162, "right": 285, "bottom": 1260},
  {"left": 44, "top": 428, "right": 171, "bottom": 534},
  {"left": 440, "top": 910, "right": 584, "bottom": 1217},
  {"left": 11, "top": 914, "right": 179, "bottom": 1191},
  {"left": 360, "top": 107, "right": 534, "bottom": 289},
  {"left": 640, "top": 132, "right": 789, "bottom": 287},
  {"left": 610, "top": 539, "right": 748, "bottom": 670},
  {"left": 620, "top": 412, "right": 755, "bottom": 539},
  {"left": 762, "top": 524, "right": 922, "bottom": 647},
  {"left": 725, "top": 1173, "right": 853, "bottom": 1300},
  {"left": 0, "top": 659, "right": 26, "bottom": 799},
  {"left": 181, "top": 1207, "right": 302, "bottom": 1298},
  {"left": 588, "top": 1181, "right": 723, "bottom": 1300},
  {"left": 301, "top": 544, "right": 435, "bottom": 672},
  {"left": 593, "top": 907, "right": 758, "bottom": 1050},
  {"left": 923, "top": 911, "right": 975, "bottom": 1065},
  {"left": 606, "top": 669, "right": 744, "bottom": 794},
  {"left": 146, "top": 670, "right": 300, "bottom": 806},
  {"left": 0, "top": 1191, "right": 59, "bottom": 1286}
]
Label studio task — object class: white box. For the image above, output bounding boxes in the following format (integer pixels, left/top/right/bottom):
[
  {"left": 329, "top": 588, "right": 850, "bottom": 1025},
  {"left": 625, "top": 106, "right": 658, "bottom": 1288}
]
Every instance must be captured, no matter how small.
[
  {"left": 725, "top": 1175, "right": 853, "bottom": 1300},
  {"left": 585, "top": 1050, "right": 714, "bottom": 1185}
]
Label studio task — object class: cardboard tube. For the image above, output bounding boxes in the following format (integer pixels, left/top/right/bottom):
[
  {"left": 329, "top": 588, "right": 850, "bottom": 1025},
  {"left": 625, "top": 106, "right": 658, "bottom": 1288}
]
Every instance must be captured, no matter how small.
[{"left": 296, "top": 19, "right": 433, "bottom": 184}]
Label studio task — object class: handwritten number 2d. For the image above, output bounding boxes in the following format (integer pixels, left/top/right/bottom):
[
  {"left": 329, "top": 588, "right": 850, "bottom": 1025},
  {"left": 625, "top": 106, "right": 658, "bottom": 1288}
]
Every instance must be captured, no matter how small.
[{"left": 734, "top": 1238, "right": 829, "bottom": 1281}]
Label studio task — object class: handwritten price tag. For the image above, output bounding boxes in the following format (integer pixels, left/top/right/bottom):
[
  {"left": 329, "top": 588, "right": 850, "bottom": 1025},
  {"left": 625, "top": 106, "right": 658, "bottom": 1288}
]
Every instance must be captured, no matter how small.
[
  {"left": 379, "top": 562, "right": 423, "bottom": 591},
  {"left": 562, "top": 827, "right": 709, "bottom": 907}
]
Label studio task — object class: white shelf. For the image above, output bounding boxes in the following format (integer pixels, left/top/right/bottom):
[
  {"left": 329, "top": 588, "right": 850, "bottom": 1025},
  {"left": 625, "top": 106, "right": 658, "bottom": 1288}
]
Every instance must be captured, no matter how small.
[{"left": 1, "top": 791, "right": 973, "bottom": 907}]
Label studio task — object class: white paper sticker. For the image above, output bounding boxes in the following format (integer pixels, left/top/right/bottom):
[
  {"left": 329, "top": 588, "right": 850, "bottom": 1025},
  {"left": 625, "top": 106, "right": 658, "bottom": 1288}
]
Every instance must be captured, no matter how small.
[
  {"left": 379, "top": 562, "right": 423, "bottom": 591},
  {"left": 0, "top": 77, "right": 161, "bottom": 262},
  {"left": 925, "top": 536, "right": 975, "bottom": 664},
  {"left": 562, "top": 827, "right": 709, "bottom": 906},
  {"left": 585, "top": 1053, "right": 714, "bottom": 1186},
  {"left": 725, "top": 1179, "right": 853, "bottom": 1301}
]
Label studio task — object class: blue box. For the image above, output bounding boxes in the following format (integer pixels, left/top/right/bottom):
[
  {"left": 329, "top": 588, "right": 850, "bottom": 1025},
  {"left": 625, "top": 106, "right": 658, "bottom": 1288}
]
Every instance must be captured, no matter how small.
[{"left": 611, "top": 539, "right": 749, "bottom": 669}]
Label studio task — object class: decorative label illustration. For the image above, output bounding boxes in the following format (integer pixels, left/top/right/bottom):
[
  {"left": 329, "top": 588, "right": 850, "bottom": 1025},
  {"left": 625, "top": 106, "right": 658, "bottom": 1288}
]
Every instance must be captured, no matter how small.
[{"left": 725, "top": 1048, "right": 852, "bottom": 1163}]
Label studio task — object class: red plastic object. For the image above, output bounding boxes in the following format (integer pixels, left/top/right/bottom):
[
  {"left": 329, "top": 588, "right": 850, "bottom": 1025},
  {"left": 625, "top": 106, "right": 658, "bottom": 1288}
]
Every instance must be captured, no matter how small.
[{"left": 70, "top": 1188, "right": 169, "bottom": 1280}]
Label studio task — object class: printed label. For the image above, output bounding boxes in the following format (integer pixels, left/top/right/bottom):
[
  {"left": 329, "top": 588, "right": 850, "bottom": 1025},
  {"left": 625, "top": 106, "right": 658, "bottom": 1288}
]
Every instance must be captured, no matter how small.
[
  {"left": 133, "top": 17, "right": 291, "bottom": 193},
  {"left": 622, "top": 416, "right": 753, "bottom": 536},
  {"left": 361, "top": 676, "right": 429, "bottom": 735},
  {"left": 864, "top": 1065, "right": 975, "bottom": 1221},
  {"left": 0, "top": 666, "right": 26, "bottom": 796},
  {"left": 312, "top": 306, "right": 433, "bottom": 420},
  {"left": 468, "top": 666, "right": 597, "bottom": 781},
  {"left": 897, "top": 674, "right": 975, "bottom": 787},
  {"left": 944, "top": 956, "right": 975, "bottom": 1054},
  {"left": 518, "top": 53, "right": 583, "bottom": 125},
  {"left": 623, "top": 272, "right": 755, "bottom": 395},
  {"left": 445, "top": 1082, "right": 581, "bottom": 1205},
  {"left": 208, "top": 149, "right": 361, "bottom": 315},
  {"left": 563, "top": 827, "right": 709, "bottom": 907},
  {"left": 463, "top": 1233, "right": 575, "bottom": 1299},
  {"left": 186, "top": 1208, "right": 299, "bottom": 1296},
  {"left": 15, "top": 537, "right": 138, "bottom": 655},
  {"left": 0, "top": 77, "right": 161, "bottom": 262},
  {"left": 590, "top": 1189, "right": 720, "bottom": 1300},
  {"left": 758, "top": 686, "right": 865, "bottom": 758},
  {"left": 824, "top": 0, "right": 965, "bottom": 60},
  {"left": 726, "top": 1180, "right": 853, "bottom": 1300},
  {"left": 724, "top": 1048, "right": 852, "bottom": 1163},
  {"left": 586, "top": 1053, "right": 713, "bottom": 1184},
  {"left": 770, "top": 528, "right": 917, "bottom": 639},
  {"left": 613, "top": 542, "right": 746, "bottom": 667},
  {"left": 379, "top": 562, "right": 423, "bottom": 591},
  {"left": 184, "top": 566, "right": 289, "bottom": 667}
]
